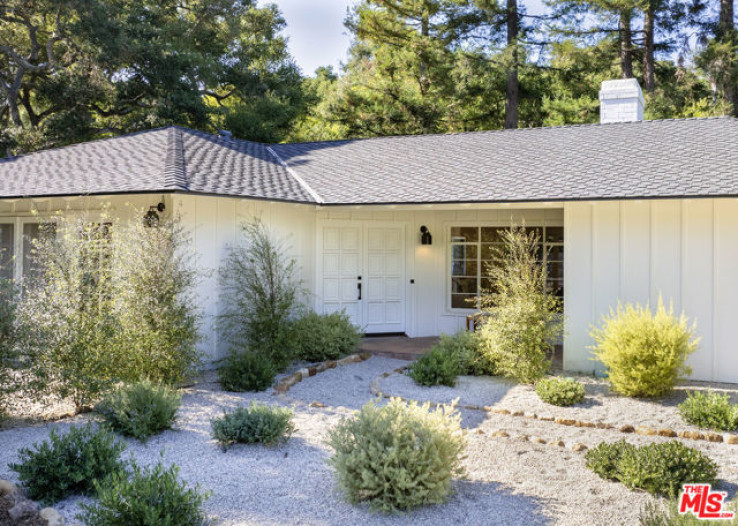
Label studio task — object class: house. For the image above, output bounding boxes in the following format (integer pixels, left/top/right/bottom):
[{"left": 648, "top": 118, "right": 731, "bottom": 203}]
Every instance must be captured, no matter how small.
[{"left": 1, "top": 78, "right": 737, "bottom": 383}]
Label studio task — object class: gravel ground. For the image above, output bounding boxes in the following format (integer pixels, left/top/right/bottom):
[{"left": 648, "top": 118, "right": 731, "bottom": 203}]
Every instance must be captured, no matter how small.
[
  {"left": 380, "top": 371, "right": 738, "bottom": 435},
  {"left": 1, "top": 357, "right": 737, "bottom": 526}
]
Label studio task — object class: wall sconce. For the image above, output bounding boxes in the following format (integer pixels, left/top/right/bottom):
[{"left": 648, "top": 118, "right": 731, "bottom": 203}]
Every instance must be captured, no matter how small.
[
  {"left": 144, "top": 202, "right": 165, "bottom": 228},
  {"left": 420, "top": 225, "right": 432, "bottom": 245}
]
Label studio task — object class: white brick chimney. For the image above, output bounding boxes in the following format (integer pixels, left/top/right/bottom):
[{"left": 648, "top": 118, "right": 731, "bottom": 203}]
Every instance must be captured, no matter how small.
[{"left": 599, "top": 79, "right": 645, "bottom": 124}]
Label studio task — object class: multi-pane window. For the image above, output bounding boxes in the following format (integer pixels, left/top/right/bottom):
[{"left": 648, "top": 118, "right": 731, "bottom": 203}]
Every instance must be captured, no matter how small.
[{"left": 449, "top": 226, "right": 564, "bottom": 310}]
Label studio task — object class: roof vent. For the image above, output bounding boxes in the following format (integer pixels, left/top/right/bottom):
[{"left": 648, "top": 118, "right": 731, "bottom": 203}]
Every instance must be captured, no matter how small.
[
  {"left": 217, "top": 129, "right": 233, "bottom": 139},
  {"left": 599, "top": 79, "right": 645, "bottom": 124}
]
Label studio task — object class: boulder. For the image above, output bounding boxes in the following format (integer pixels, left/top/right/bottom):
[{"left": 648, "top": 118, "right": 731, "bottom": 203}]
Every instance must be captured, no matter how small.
[
  {"left": 40, "top": 507, "right": 65, "bottom": 526},
  {"left": 0, "top": 480, "right": 16, "bottom": 497},
  {"left": 8, "top": 499, "right": 40, "bottom": 521}
]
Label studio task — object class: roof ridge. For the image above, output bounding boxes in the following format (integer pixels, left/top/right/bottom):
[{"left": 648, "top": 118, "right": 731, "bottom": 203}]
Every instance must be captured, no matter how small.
[
  {"left": 163, "top": 127, "right": 188, "bottom": 191},
  {"left": 266, "top": 146, "right": 324, "bottom": 204}
]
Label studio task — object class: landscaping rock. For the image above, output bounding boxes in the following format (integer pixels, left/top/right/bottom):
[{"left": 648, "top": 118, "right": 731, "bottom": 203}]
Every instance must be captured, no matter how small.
[
  {"left": 532, "top": 437, "right": 547, "bottom": 444},
  {"left": 726, "top": 435, "right": 738, "bottom": 445},
  {"left": 548, "top": 440, "right": 566, "bottom": 448},
  {"left": 0, "top": 480, "right": 16, "bottom": 497},
  {"left": 571, "top": 443, "right": 588, "bottom": 452},
  {"left": 619, "top": 424, "right": 635, "bottom": 433},
  {"left": 9, "top": 499, "right": 40, "bottom": 521},
  {"left": 491, "top": 408, "right": 510, "bottom": 415},
  {"left": 575, "top": 420, "right": 596, "bottom": 428},
  {"left": 491, "top": 430, "right": 509, "bottom": 438},
  {"left": 657, "top": 428, "right": 677, "bottom": 438},
  {"left": 705, "top": 433, "right": 724, "bottom": 443},
  {"left": 298, "top": 368, "right": 310, "bottom": 380},
  {"left": 307, "top": 367, "right": 317, "bottom": 377},
  {"left": 555, "top": 418, "right": 576, "bottom": 426},
  {"left": 511, "top": 410, "right": 524, "bottom": 417},
  {"left": 635, "top": 426, "right": 657, "bottom": 436},
  {"left": 524, "top": 412, "right": 537, "bottom": 419},
  {"left": 40, "top": 507, "right": 65, "bottom": 526},
  {"left": 325, "top": 360, "right": 337, "bottom": 369},
  {"left": 595, "top": 422, "right": 613, "bottom": 429},
  {"left": 679, "top": 430, "right": 705, "bottom": 440},
  {"left": 515, "top": 434, "right": 530, "bottom": 442},
  {"left": 539, "top": 415, "right": 555, "bottom": 421},
  {"left": 309, "top": 401, "right": 325, "bottom": 408}
]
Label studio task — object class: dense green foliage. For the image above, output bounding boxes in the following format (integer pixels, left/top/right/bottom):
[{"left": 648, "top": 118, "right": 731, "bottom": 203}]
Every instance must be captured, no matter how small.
[
  {"left": 16, "top": 212, "right": 201, "bottom": 410},
  {"left": 327, "top": 398, "right": 465, "bottom": 512},
  {"left": 0, "top": 0, "right": 305, "bottom": 154},
  {"left": 289, "top": 310, "right": 363, "bottom": 362},
  {"left": 585, "top": 440, "right": 718, "bottom": 497},
  {"left": 218, "top": 350, "right": 278, "bottom": 392},
  {"left": 96, "top": 381, "right": 181, "bottom": 441},
  {"left": 408, "top": 345, "right": 462, "bottom": 387},
  {"left": 640, "top": 498, "right": 738, "bottom": 525},
  {"left": 219, "top": 220, "right": 302, "bottom": 371},
  {"left": 476, "top": 226, "right": 563, "bottom": 384},
  {"left": 210, "top": 402, "right": 294, "bottom": 449},
  {"left": 9, "top": 423, "right": 126, "bottom": 504},
  {"left": 678, "top": 391, "right": 738, "bottom": 431},
  {"left": 0, "top": 274, "right": 17, "bottom": 418},
  {"left": 80, "top": 459, "right": 209, "bottom": 526},
  {"left": 536, "top": 377, "right": 586, "bottom": 406},
  {"left": 591, "top": 300, "right": 698, "bottom": 398}
]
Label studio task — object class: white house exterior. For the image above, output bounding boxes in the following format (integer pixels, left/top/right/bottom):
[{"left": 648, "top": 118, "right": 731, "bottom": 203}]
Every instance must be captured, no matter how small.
[{"left": 1, "top": 80, "right": 737, "bottom": 383}]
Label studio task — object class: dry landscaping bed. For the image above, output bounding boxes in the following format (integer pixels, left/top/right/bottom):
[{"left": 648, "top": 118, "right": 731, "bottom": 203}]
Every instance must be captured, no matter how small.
[{"left": 1, "top": 356, "right": 737, "bottom": 526}]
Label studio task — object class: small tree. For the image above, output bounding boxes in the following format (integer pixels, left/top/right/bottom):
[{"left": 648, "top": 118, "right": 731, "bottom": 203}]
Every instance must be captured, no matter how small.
[
  {"left": 219, "top": 220, "right": 302, "bottom": 369},
  {"left": 476, "top": 226, "right": 563, "bottom": 383}
]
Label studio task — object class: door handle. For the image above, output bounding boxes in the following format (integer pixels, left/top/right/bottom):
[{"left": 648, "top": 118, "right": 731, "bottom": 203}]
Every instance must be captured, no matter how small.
[{"left": 357, "top": 282, "right": 362, "bottom": 300}]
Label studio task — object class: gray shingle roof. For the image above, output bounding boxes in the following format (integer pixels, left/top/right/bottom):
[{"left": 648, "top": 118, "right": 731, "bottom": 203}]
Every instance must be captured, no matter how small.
[
  {"left": 0, "top": 127, "right": 316, "bottom": 203},
  {"left": 1, "top": 117, "right": 737, "bottom": 205}
]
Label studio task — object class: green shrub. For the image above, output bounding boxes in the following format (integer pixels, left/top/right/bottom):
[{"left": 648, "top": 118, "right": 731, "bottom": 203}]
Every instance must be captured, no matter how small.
[
  {"left": 290, "top": 310, "right": 362, "bottom": 362},
  {"left": 96, "top": 380, "right": 181, "bottom": 441},
  {"left": 536, "top": 377, "right": 585, "bottom": 406},
  {"left": 586, "top": 440, "right": 717, "bottom": 497},
  {"left": 218, "top": 350, "right": 277, "bottom": 392},
  {"left": 0, "top": 274, "right": 18, "bottom": 418},
  {"left": 9, "top": 422, "right": 126, "bottom": 504},
  {"left": 211, "top": 402, "right": 294, "bottom": 449},
  {"left": 17, "top": 213, "right": 201, "bottom": 410},
  {"left": 678, "top": 390, "right": 738, "bottom": 431},
  {"left": 219, "top": 220, "right": 303, "bottom": 370},
  {"left": 640, "top": 498, "right": 738, "bottom": 525},
  {"left": 590, "top": 299, "right": 698, "bottom": 398},
  {"left": 79, "top": 459, "right": 209, "bottom": 526},
  {"left": 327, "top": 398, "right": 466, "bottom": 512},
  {"left": 437, "top": 331, "right": 496, "bottom": 376},
  {"left": 477, "top": 226, "right": 563, "bottom": 384},
  {"left": 408, "top": 345, "right": 461, "bottom": 387}
]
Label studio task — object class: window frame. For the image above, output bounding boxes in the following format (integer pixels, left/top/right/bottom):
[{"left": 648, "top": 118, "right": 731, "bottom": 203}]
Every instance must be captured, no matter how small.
[{"left": 446, "top": 223, "right": 564, "bottom": 313}]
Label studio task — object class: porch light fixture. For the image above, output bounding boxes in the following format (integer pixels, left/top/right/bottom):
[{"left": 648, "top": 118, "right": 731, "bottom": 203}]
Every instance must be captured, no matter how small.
[
  {"left": 144, "top": 202, "right": 165, "bottom": 228},
  {"left": 420, "top": 225, "right": 432, "bottom": 245}
]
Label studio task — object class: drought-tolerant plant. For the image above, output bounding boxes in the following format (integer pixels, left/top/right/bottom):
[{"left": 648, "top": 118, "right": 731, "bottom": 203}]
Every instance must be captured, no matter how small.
[
  {"left": 327, "top": 398, "right": 466, "bottom": 512},
  {"left": 476, "top": 226, "right": 563, "bottom": 384},
  {"left": 80, "top": 458, "right": 209, "bottom": 526},
  {"left": 438, "top": 331, "right": 496, "bottom": 377},
  {"left": 678, "top": 390, "right": 738, "bottom": 431},
  {"left": 289, "top": 310, "right": 362, "bottom": 362},
  {"left": 9, "top": 422, "right": 126, "bottom": 504},
  {"left": 408, "top": 345, "right": 461, "bottom": 387},
  {"left": 211, "top": 402, "right": 294, "bottom": 449},
  {"left": 640, "top": 498, "right": 738, "bottom": 525},
  {"left": 536, "top": 376, "right": 585, "bottom": 406},
  {"left": 219, "top": 220, "right": 303, "bottom": 370},
  {"left": 96, "top": 380, "right": 181, "bottom": 441},
  {"left": 17, "top": 212, "right": 201, "bottom": 410},
  {"left": 586, "top": 440, "right": 717, "bottom": 497},
  {"left": 218, "top": 349, "right": 277, "bottom": 392},
  {"left": 591, "top": 299, "right": 699, "bottom": 398}
]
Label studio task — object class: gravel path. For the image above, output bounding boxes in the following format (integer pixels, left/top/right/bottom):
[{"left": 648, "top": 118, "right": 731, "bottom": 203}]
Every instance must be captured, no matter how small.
[{"left": 1, "top": 357, "right": 737, "bottom": 526}]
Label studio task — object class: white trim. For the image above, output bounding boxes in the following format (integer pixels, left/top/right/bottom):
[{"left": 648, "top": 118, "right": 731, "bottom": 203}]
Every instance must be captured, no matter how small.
[{"left": 266, "top": 146, "right": 325, "bottom": 205}]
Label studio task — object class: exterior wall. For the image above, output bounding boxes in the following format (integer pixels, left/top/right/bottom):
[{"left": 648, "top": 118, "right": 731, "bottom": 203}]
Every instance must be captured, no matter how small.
[{"left": 564, "top": 198, "right": 738, "bottom": 383}]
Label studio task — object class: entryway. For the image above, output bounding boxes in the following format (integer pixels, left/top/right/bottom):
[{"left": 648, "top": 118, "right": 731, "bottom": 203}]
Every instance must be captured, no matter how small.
[{"left": 317, "top": 222, "right": 406, "bottom": 334}]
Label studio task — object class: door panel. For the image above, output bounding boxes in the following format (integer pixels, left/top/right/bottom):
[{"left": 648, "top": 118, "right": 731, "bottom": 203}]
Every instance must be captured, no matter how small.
[{"left": 319, "top": 223, "right": 406, "bottom": 334}]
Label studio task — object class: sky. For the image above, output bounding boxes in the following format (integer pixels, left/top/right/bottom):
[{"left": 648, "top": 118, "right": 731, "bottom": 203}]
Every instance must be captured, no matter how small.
[{"left": 269, "top": 0, "right": 548, "bottom": 75}]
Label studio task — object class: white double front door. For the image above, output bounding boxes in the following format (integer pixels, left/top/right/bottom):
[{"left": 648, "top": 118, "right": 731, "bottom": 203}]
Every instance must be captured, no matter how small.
[{"left": 318, "top": 222, "right": 406, "bottom": 334}]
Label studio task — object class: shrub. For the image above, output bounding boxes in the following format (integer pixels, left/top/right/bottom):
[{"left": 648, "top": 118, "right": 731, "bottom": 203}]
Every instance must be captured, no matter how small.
[
  {"left": 678, "top": 390, "right": 738, "bottom": 431},
  {"left": 408, "top": 345, "right": 461, "bottom": 387},
  {"left": 80, "top": 459, "right": 209, "bottom": 526},
  {"left": 327, "top": 398, "right": 466, "bottom": 512},
  {"left": 218, "top": 350, "right": 277, "bottom": 392},
  {"left": 586, "top": 440, "right": 717, "bottom": 497},
  {"left": 290, "top": 310, "right": 362, "bottom": 362},
  {"left": 96, "top": 380, "right": 181, "bottom": 441},
  {"left": 437, "top": 331, "right": 496, "bottom": 376},
  {"left": 9, "top": 422, "right": 126, "bottom": 504},
  {"left": 477, "top": 226, "right": 563, "bottom": 384},
  {"left": 590, "top": 299, "right": 698, "bottom": 398},
  {"left": 17, "top": 213, "right": 201, "bottom": 410},
  {"left": 536, "top": 377, "right": 585, "bottom": 406},
  {"left": 640, "top": 498, "right": 738, "bottom": 526},
  {"left": 219, "top": 220, "right": 303, "bottom": 370},
  {"left": 0, "top": 274, "right": 18, "bottom": 418},
  {"left": 211, "top": 402, "right": 294, "bottom": 449}
]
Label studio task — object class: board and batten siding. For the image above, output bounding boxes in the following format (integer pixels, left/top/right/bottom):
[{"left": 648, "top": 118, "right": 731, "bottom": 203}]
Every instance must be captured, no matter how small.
[
  {"left": 174, "top": 195, "right": 317, "bottom": 362},
  {"left": 564, "top": 198, "right": 738, "bottom": 383}
]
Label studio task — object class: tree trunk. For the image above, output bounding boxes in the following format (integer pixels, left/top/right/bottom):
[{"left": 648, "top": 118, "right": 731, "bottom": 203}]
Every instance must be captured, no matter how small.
[
  {"left": 505, "top": 0, "right": 519, "bottom": 129},
  {"left": 719, "top": 0, "right": 734, "bottom": 38},
  {"left": 619, "top": 9, "right": 634, "bottom": 79},
  {"left": 419, "top": 3, "right": 430, "bottom": 96},
  {"left": 643, "top": 3, "right": 655, "bottom": 92},
  {"left": 718, "top": 0, "right": 736, "bottom": 114}
]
